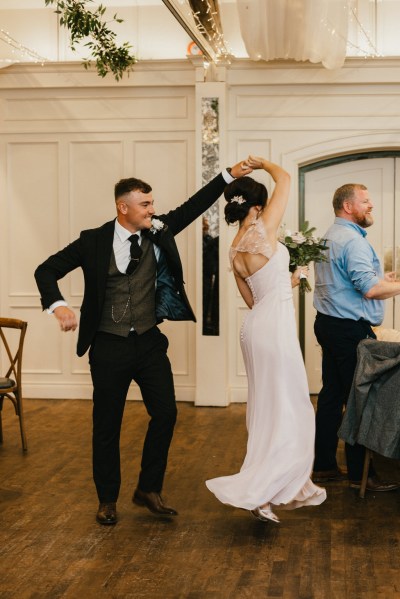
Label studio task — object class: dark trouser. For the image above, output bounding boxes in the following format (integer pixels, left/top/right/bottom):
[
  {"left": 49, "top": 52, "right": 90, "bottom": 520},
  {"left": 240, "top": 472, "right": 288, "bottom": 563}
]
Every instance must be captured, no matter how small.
[
  {"left": 89, "top": 327, "right": 177, "bottom": 503},
  {"left": 314, "top": 313, "right": 376, "bottom": 481}
]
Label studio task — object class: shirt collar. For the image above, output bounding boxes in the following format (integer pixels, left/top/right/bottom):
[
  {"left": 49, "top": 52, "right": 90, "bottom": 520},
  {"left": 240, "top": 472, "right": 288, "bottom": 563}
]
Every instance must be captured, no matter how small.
[
  {"left": 334, "top": 216, "right": 367, "bottom": 238},
  {"left": 114, "top": 219, "right": 142, "bottom": 242}
]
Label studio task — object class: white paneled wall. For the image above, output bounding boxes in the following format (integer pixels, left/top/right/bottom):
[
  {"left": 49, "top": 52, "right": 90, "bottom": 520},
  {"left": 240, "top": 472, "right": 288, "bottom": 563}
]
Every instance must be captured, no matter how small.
[
  {"left": 1, "top": 58, "right": 400, "bottom": 403},
  {"left": 224, "top": 58, "right": 400, "bottom": 403},
  {"left": 0, "top": 65, "right": 197, "bottom": 400}
]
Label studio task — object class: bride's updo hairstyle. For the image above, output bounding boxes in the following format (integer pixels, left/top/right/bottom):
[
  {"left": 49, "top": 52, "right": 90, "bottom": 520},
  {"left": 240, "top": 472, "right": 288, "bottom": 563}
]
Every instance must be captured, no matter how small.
[{"left": 224, "top": 177, "right": 268, "bottom": 225}]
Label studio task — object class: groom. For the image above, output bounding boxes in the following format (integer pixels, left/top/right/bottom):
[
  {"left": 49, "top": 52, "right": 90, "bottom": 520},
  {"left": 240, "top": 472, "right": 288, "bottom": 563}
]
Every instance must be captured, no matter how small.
[{"left": 34, "top": 160, "right": 251, "bottom": 525}]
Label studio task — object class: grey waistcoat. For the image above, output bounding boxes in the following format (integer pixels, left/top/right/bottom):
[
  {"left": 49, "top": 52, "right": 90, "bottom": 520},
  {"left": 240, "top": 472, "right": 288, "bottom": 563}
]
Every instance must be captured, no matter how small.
[{"left": 98, "top": 236, "right": 157, "bottom": 336}]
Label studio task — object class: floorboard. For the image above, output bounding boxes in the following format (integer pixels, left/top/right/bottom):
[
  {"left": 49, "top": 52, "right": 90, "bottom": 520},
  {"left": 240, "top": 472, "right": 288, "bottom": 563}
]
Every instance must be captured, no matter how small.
[{"left": 1, "top": 398, "right": 400, "bottom": 599}]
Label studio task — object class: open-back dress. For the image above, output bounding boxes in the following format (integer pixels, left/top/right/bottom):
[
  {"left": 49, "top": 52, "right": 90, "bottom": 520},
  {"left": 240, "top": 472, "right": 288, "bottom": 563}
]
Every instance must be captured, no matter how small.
[{"left": 206, "top": 219, "right": 326, "bottom": 511}]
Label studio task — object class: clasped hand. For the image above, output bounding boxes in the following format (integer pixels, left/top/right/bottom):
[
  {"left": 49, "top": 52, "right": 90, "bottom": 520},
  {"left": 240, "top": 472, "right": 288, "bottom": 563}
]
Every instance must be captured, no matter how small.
[{"left": 230, "top": 155, "right": 267, "bottom": 177}]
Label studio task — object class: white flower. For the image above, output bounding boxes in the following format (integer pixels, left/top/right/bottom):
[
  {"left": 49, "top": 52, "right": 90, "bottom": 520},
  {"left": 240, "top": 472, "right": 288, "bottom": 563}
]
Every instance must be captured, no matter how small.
[
  {"left": 231, "top": 195, "right": 246, "bottom": 205},
  {"left": 278, "top": 220, "right": 328, "bottom": 294},
  {"left": 291, "top": 232, "right": 307, "bottom": 244},
  {"left": 150, "top": 218, "right": 165, "bottom": 233}
]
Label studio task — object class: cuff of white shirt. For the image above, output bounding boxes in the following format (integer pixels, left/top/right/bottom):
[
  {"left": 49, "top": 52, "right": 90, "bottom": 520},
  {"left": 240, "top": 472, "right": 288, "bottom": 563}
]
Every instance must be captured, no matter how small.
[
  {"left": 222, "top": 168, "right": 235, "bottom": 184},
  {"left": 47, "top": 300, "right": 68, "bottom": 314}
]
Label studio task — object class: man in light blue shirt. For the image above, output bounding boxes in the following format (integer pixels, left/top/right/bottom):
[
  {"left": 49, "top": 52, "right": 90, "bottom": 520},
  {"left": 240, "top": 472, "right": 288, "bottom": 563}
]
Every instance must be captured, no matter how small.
[
  {"left": 313, "top": 183, "right": 400, "bottom": 492},
  {"left": 314, "top": 218, "right": 383, "bottom": 325}
]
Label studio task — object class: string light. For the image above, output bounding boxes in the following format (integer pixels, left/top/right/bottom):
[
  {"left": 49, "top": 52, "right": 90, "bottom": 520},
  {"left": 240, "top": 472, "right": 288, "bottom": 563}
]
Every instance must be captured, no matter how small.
[
  {"left": 349, "top": 6, "right": 381, "bottom": 57},
  {"left": 318, "top": 16, "right": 381, "bottom": 59},
  {"left": 0, "top": 29, "right": 48, "bottom": 65},
  {"left": 185, "top": 0, "right": 232, "bottom": 63},
  {"left": 0, "top": 1, "right": 386, "bottom": 69},
  {"left": 182, "top": 0, "right": 383, "bottom": 65},
  {"left": 316, "top": 2, "right": 382, "bottom": 62}
]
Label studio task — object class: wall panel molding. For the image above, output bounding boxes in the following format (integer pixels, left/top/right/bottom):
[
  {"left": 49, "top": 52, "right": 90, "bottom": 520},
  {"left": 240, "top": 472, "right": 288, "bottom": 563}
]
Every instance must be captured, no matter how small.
[
  {"left": 2, "top": 59, "right": 400, "bottom": 403},
  {"left": 0, "top": 67, "right": 197, "bottom": 400},
  {"left": 5, "top": 95, "right": 189, "bottom": 122}
]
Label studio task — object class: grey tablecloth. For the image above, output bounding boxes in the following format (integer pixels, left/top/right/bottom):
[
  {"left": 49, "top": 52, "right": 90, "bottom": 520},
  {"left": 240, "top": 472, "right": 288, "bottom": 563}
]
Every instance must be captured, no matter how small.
[{"left": 338, "top": 339, "right": 400, "bottom": 459}]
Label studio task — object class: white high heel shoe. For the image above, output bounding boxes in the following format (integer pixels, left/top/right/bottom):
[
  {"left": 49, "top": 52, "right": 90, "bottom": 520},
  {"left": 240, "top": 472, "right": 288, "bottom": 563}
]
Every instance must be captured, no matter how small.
[{"left": 251, "top": 505, "right": 280, "bottom": 524}]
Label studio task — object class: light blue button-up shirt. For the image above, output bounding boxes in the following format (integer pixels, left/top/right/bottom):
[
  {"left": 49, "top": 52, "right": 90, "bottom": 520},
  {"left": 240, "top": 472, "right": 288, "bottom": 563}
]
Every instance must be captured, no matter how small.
[{"left": 313, "top": 217, "right": 384, "bottom": 325}]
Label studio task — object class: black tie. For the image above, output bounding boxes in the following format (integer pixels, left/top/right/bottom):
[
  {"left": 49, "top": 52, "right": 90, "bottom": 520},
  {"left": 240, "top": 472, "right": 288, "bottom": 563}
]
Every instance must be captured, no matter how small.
[{"left": 126, "top": 234, "right": 142, "bottom": 275}]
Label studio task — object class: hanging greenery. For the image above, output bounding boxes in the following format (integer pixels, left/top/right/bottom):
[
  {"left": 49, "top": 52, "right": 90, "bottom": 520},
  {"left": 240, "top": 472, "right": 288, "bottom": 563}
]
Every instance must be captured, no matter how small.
[{"left": 44, "top": 0, "right": 137, "bottom": 81}]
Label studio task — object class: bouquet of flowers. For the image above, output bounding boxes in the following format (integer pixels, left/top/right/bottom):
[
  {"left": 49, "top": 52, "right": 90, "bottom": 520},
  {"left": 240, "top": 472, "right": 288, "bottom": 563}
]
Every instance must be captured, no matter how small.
[{"left": 279, "top": 222, "right": 328, "bottom": 293}]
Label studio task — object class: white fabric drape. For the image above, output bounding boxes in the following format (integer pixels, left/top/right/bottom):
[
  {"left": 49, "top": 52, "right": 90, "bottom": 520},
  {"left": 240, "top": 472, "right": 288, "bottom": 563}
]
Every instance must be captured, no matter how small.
[{"left": 236, "top": 0, "right": 350, "bottom": 70}]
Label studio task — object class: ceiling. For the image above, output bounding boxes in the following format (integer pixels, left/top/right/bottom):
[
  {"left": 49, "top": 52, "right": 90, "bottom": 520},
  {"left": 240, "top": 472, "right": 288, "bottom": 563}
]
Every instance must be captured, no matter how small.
[
  {"left": 0, "top": 0, "right": 399, "bottom": 69},
  {"left": 0, "top": 1, "right": 201, "bottom": 65}
]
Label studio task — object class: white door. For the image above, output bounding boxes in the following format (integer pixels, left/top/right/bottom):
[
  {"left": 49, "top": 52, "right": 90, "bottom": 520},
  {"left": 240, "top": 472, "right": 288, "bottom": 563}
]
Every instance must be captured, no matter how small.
[{"left": 303, "top": 157, "right": 399, "bottom": 394}]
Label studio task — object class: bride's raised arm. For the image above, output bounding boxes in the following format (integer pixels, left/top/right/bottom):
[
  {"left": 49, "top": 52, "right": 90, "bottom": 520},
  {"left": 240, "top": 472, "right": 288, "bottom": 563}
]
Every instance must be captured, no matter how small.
[{"left": 246, "top": 156, "right": 290, "bottom": 241}]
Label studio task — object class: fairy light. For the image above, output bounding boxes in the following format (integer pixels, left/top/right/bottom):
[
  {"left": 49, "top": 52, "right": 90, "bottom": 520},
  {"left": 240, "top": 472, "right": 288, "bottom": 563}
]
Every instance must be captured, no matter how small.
[
  {"left": 0, "top": 29, "right": 48, "bottom": 65},
  {"left": 349, "top": 6, "right": 381, "bottom": 57},
  {"left": 316, "top": 2, "right": 382, "bottom": 62},
  {"left": 182, "top": 0, "right": 382, "bottom": 65},
  {"left": 187, "top": 0, "right": 384, "bottom": 64},
  {"left": 0, "top": 1, "right": 385, "bottom": 68},
  {"left": 185, "top": 0, "right": 232, "bottom": 63}
]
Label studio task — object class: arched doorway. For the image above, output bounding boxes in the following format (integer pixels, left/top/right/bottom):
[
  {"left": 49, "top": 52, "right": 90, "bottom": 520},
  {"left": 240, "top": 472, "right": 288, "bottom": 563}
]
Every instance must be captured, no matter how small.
[{"left": 299, "top": 151, "right": 400, "bottom": 393}]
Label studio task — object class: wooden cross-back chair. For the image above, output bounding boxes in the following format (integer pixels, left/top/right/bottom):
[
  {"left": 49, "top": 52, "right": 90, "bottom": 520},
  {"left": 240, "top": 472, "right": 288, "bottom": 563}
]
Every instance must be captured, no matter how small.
[{"left": 0, "top": 318, "right": 28, "bottom": 451}]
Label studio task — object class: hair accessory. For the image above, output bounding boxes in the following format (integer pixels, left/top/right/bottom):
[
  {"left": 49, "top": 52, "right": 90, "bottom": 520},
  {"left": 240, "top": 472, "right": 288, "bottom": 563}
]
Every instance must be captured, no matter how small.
[{"left": 231, "top": 195, "right": 246, "bottom": 205}]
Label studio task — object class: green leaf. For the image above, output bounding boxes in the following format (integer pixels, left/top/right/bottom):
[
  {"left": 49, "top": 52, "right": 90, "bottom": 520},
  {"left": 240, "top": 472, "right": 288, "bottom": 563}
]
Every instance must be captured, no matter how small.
[
  {"left": 47, "top": 0, "right": 136, "bottom": 80},
  {"left": 301, "top": 220, "right": 309, "bottom": 231}
]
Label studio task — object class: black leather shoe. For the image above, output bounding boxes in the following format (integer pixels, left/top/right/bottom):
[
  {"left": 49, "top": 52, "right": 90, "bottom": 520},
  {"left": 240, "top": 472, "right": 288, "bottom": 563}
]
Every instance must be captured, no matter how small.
[
  {"left": 132, "top": 488, "right": 178, "bottom": 516},
  {"left": 96, "top": 502, "right": 117, "bottom": 525},
  {"left": 349, "top": 476, "right": 400, "bottom": 492},
  {"left": 312, "top": 468, "right": 348, "bottom": 483}
]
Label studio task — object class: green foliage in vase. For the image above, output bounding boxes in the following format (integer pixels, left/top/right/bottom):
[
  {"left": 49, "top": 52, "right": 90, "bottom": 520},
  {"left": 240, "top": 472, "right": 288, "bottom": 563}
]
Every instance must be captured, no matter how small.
[{"left": 45, "top": 0, "right": 137, "bottom": 80}]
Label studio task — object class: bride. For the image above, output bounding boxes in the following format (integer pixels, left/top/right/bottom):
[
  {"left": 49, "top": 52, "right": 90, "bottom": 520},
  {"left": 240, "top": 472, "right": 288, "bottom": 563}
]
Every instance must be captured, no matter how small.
[{"left": 206, "top": 156, "right": 326, "bottom": 523}]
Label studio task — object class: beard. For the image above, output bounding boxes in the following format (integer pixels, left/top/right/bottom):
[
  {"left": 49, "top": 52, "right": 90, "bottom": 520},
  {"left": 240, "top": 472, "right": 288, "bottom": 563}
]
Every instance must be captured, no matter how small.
[{"left": 354, "top": 213, "right": 373, "bottom": 228}]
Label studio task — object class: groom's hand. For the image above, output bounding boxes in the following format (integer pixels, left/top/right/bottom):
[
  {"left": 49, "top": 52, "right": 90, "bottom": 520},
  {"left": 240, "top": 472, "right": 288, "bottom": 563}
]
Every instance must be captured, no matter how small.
[
  {"left": 54, "top": 306, "right": 78, "bottom": 332},
  {"left": 230, "top": 159, "right": 253, "bottom": 178}
]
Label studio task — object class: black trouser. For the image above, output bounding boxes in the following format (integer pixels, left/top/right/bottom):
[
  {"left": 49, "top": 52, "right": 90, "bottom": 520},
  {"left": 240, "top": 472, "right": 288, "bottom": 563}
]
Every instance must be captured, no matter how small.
[
  {"left": 314, "top": 313, "right": 376, "bottom": 481},
  {"left": 89, "top": 327, "right": 177, "bottom": 503}
]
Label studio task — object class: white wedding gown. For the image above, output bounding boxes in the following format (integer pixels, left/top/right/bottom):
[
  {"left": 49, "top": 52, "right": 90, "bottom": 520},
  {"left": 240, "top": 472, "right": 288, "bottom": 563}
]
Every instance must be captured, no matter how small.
[{"left": 206, "top": 219, "right": 326, "bottom": 512}]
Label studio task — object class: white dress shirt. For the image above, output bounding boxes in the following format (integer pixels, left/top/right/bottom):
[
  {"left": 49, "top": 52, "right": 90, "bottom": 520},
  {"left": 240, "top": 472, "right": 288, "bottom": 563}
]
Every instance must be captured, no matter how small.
[{"left": 48, "top": 168, "right": 234, "bottom": 313}]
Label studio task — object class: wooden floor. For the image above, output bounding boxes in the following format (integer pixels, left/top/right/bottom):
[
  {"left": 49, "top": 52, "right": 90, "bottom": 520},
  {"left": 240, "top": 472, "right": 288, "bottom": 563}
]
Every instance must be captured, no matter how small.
[{"left": 1, "top": 399, "right": 400, "bottom": 599}]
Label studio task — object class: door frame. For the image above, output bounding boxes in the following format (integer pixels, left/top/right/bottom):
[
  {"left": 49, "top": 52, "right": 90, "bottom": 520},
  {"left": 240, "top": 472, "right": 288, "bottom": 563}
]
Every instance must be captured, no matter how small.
[{"left": 298, "top": 150, "right": 400, "bottom": 354}]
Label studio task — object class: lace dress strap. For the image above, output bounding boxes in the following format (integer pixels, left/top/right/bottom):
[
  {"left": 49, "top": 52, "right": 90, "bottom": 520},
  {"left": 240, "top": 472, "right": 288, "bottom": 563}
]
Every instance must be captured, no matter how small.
[{"left": 229, "top": 219, "right": 274, "bottom": 269}]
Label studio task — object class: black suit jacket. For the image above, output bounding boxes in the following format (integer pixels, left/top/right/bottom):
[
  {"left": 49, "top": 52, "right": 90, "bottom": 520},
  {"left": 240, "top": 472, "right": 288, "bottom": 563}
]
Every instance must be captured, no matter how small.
[{"left": 35, "top": 173, "right": 227, "bottom": 356}]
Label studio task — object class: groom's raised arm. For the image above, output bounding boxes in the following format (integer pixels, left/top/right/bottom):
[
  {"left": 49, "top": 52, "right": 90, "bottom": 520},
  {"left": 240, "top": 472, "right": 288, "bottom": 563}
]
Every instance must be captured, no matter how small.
[{"left": 161, "top": 160, "right": 252, "bottom": 235}]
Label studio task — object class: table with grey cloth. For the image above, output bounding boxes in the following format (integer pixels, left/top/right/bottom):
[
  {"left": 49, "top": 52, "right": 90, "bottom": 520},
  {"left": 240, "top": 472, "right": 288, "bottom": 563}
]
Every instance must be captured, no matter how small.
[{"left": 338, "top": 338, "right": 400, "bottom": 459}]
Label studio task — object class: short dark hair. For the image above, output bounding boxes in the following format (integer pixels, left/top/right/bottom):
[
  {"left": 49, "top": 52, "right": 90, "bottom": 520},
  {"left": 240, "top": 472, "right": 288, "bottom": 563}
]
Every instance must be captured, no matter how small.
[
  {"left": 114, "top": 178, "right": 152, "bottom": 201},
  {"left": 332, "top": 183, "right": 367, "bottom": 214}
]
